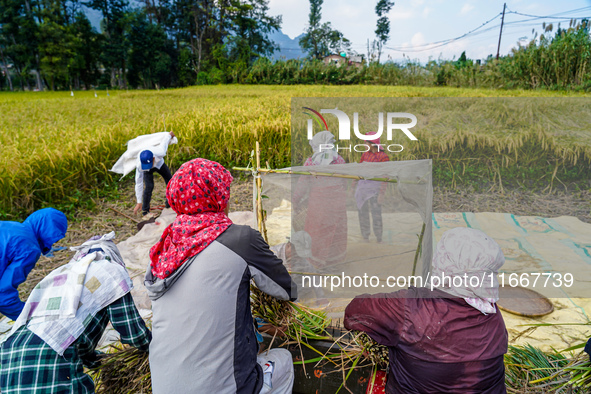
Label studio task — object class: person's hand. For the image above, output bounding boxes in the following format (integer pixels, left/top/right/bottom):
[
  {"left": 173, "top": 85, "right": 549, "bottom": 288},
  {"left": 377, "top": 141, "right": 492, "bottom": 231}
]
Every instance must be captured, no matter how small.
[
  {"left": 169, "top": 131, "right": 175, "bottom": 138},
  {"left": 133, "top": 203, "right": 142, "bottom": 215},
  {"left": 259, "top": 324, "right": 287, "bottom": 338}
]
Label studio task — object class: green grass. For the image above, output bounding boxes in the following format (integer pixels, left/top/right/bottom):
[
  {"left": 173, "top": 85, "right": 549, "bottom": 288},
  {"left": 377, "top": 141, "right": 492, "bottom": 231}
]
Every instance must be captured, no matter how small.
[{"left": 1, "top": 85, "right": 590, "bottom": 218}]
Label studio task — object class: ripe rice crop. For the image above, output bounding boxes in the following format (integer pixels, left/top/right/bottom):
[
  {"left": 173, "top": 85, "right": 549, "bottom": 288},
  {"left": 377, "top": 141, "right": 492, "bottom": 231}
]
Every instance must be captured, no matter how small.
[{"left": 0, "top": 85, "right": 589, "bottom": 217}]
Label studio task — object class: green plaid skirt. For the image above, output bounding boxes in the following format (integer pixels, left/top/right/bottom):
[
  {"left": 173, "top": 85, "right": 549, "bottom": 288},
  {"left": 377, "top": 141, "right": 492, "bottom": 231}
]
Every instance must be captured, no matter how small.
[{"left": 0, "top": 293, "right": 151, "bottom": 394}]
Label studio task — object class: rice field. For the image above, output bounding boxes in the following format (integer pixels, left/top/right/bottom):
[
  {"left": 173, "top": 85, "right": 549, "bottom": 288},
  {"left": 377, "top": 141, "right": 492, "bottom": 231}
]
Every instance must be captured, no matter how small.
[{"left": 1, "top": 85, "right": 590, "bottom": 217}]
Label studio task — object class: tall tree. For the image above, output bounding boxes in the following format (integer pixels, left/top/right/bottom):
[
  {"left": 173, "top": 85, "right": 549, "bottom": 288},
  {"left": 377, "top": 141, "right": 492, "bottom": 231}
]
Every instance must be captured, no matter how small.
[
  {"left": 299, "top": 0, "right": 322, "bottom": 59},
  {"left": 167, "top": 0, "right": 199, "bottom": 78},
  {"left": 0, "top": 43, "right": 13, "bottom": 90},
  {"left": 36, "top": 0, "right": 77, "bottom": 90},
  {"left": 191, "top": 0, "right": 214, "bottom": 74},
  {"left": 85, "top": 0, "right": 130, "bottom": 88},
  {"left": 374, "top": 0, "right": 394, "bottom": 64},
  {"left": 141, "top": 0, "right": 172, "bottom": 25},
  {"left": 127, "top": 10, "right": 175, "bottom": 88},
  {"left": 299, "top": 0, "right": 350, "bottom": 60},
  {"left": 0, "top": 0, "right": 41, "bottom": 89},
  {"left": 225, "top": 0, "right": 281, "bottom": 66},
  {"left": 68, "top": 12, "right": 102, "bottom": 88},
  {"left": 168, "top": 0, "right": 280, "bottom": 78}
]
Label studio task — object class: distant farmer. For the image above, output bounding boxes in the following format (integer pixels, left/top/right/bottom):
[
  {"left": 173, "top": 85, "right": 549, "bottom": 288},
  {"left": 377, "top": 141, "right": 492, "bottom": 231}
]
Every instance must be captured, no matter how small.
[
  {"left": 0, "top": 208, "right": 67, "bottom": 320},
  {"left": 145, "top": 158, "right": 297, "bottom": 394},
  {"left": 355, "top": 131, "right": 389, "bottom": 243},
  {"left": 110, "top": 131, "right": 178, "bottom": 217},
  {"left": 293, "top": 130, "right": 348, "bottom": 268},
  {"left": 344, "top": 228, "right": 508, "bottom": 393},
  {"left": 0, "top": 232, "right": 151, "bottom": 393}
]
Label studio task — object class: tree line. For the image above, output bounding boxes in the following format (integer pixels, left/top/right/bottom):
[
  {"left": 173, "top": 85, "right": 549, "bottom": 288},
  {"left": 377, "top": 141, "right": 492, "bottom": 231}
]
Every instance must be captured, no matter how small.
[
  {"left": 0, "top": 0, "right": 397, "bottom": 91},
  {"left": 1, "top": 0, "right": 590, "bottom": 91},
  {"left": 0, "top": 0, "right": 288, "bottom": 90}
]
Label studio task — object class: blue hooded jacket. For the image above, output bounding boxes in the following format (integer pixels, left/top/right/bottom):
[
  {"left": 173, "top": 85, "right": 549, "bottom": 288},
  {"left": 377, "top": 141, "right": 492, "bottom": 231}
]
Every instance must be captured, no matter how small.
[{"left": 0, "top": 208, "right": 67, "bottom": 320}]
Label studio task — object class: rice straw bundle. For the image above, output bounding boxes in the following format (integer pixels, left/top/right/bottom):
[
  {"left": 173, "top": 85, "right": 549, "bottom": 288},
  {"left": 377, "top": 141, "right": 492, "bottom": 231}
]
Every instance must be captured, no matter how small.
[
  {"left": 504, "top": 344, "right": 591, "bottom": 393},
  {"left": 250, "top": 286, "right": 330, "bottom": 341},
  {"left": 90, "top": 345, "right": 151, "bottom": 394},
  {"left": 250, "top": 285, "right": 392, "bottom": 371}
]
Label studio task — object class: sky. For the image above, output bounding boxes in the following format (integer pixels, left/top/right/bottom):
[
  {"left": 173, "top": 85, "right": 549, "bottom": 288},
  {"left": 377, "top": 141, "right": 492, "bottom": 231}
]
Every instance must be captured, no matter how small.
[{"left": 267, "top": 0, "right": 591, "bottom": 62}]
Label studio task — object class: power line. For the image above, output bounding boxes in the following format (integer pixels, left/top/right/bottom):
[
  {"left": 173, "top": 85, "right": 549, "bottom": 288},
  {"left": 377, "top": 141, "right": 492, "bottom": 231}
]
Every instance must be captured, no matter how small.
[
  {"left": 384, "top": 12, "right": 502, "bottom": 52},
  {"left": 276, "top": 6, "right": 591, "bottom": 57},
  {"left": 382, "top": 6, "right": 591, "bottom": 54},
  {"left": 505, "top": 6, "right": 591, "bottom": 20}
]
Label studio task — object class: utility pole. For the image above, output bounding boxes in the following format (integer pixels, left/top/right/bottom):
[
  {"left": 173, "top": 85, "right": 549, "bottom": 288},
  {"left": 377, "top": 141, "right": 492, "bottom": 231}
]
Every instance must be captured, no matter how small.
[{"left": 496, "top": 3, "right": 506, "bottom": 60}]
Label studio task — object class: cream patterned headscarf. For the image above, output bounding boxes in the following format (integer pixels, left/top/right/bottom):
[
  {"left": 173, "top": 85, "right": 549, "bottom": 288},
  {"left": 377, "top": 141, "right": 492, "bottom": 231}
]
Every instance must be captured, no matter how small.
[
  {"left": 430, "top": 227, "right": 505, "bottom": 314},
  {"left": 309, "top": 131, "right": 339, "bottom": 165},
  {"left": 6, "top": 235, "right": 132, "bottom": 355}
]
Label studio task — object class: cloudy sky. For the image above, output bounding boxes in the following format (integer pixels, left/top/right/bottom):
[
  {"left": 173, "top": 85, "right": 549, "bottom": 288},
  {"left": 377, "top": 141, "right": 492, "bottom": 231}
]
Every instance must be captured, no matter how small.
[{"left": 267, "top": 0, "right": 591, "bottom": 62}]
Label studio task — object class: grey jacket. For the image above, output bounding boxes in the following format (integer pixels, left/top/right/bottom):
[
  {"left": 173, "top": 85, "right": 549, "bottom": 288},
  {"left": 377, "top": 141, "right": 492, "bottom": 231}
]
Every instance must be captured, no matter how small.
[{"left": 145, "top": 224, "right": 296, "bottom": 394}]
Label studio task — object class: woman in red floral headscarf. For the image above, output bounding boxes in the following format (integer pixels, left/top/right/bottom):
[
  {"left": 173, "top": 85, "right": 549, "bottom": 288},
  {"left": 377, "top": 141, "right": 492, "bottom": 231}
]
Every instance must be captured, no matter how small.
[
  {"left": 145, "top": 158, "right": 297, "bottom": 394},
  {"left": 149, "top": 158, "right": 234, "bottom": 279}
]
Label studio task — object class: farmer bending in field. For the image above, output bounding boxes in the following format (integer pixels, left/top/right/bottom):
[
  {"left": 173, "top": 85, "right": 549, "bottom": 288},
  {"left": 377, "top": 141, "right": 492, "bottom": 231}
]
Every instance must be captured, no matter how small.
[
  {"left": 110, "top": 131, "right": 177, "bottom": 217},
  {"left": 145, "top": 158, "right": 297, "bottom": 394},
  {"left": 134, "top": 131, "right": 176, "bottom": 217},
  {"left": 0, "top": 208, "right": 67, "bottom": 320}
]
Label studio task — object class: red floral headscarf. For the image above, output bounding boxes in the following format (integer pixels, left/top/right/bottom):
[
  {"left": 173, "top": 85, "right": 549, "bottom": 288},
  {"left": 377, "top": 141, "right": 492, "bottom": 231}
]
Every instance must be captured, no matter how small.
[{"left": 149, "top": 158, "right": 233, "bottom": 279}]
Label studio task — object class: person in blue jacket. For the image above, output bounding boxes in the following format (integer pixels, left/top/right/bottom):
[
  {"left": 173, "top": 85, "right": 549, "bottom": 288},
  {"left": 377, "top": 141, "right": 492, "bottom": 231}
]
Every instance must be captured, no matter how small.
[{"left": 0, "top": 208, "right": 68, "bottom": 320}]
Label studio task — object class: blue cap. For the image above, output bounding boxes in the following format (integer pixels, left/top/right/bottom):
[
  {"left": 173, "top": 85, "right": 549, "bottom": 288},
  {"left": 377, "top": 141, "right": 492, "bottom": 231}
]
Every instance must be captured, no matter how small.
[{"left": 140, "top": 150, "right": 154, "bottom": 171}]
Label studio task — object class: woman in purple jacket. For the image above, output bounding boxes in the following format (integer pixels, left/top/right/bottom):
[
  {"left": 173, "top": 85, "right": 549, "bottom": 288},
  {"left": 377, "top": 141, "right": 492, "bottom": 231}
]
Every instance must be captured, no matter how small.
[{"left": 345, "top": 227, "right": 508, "bottom": 393}]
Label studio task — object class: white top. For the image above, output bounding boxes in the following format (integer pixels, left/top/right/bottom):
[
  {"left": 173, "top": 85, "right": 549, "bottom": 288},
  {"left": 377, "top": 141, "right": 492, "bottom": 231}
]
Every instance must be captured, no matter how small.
[
  {"left": 134, "top": 133, "right": 173, "bottom": 203},
  {"left": 110, "top": 131, "right": 178, "bottom": 177}
]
